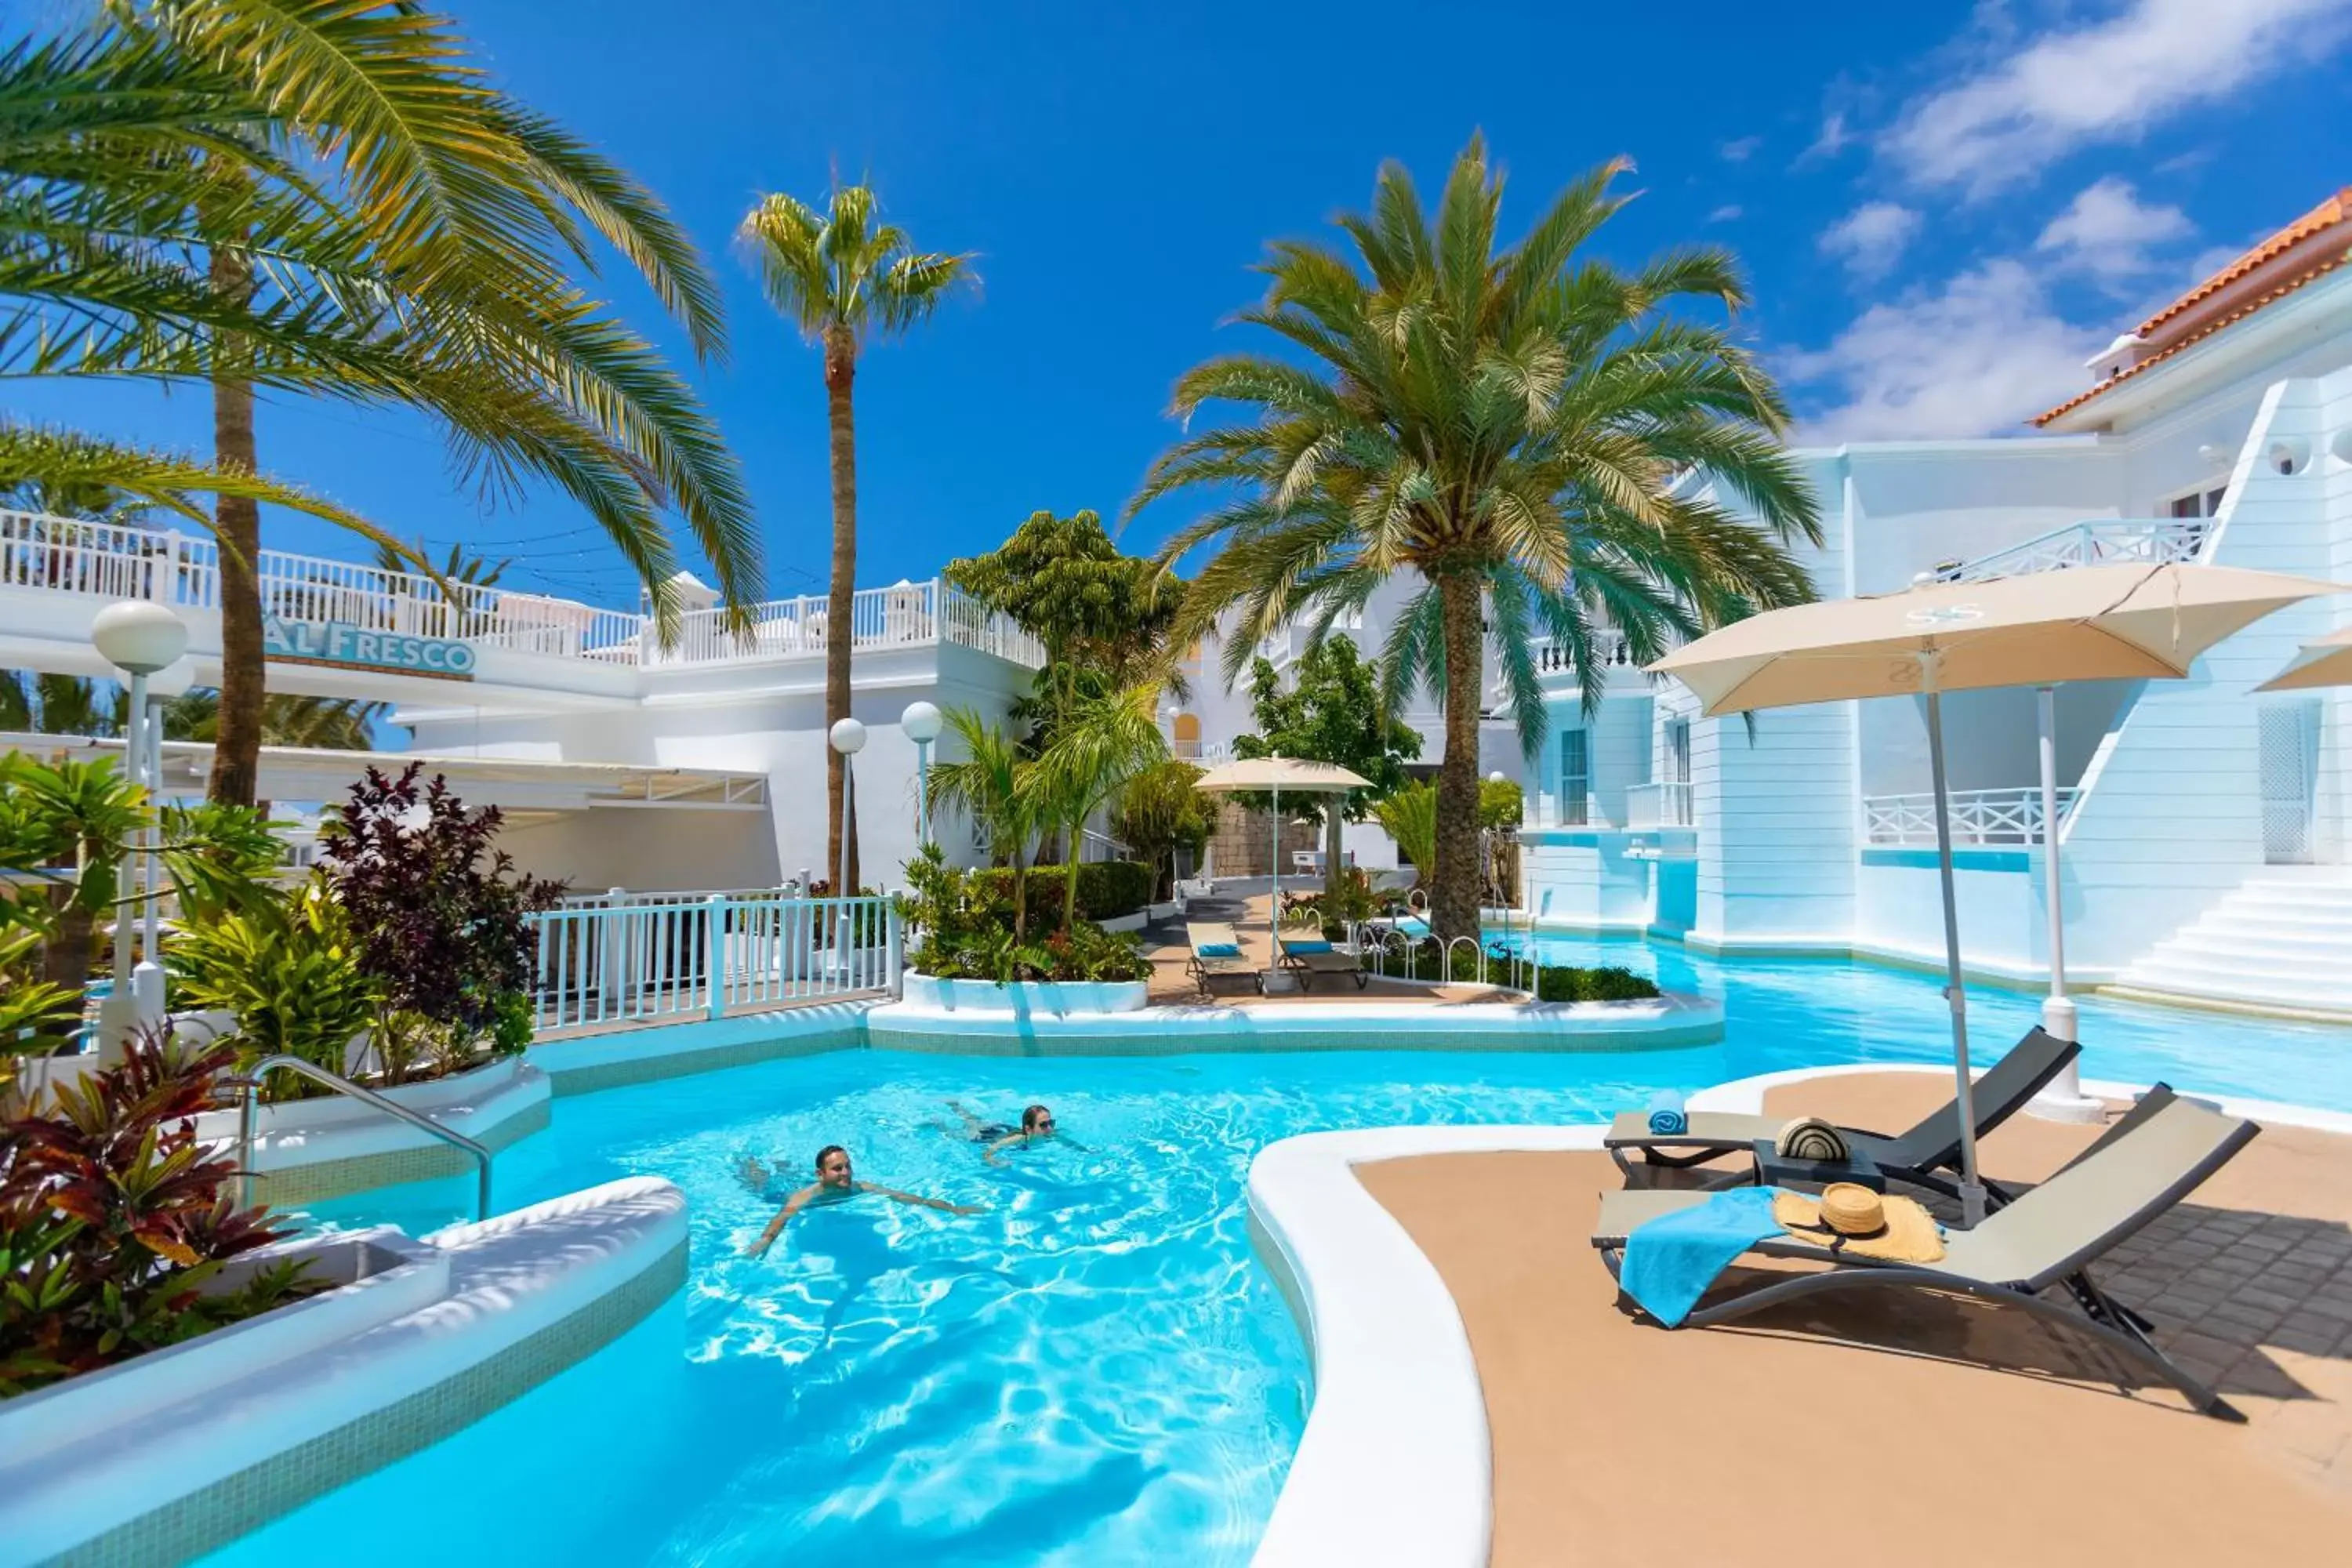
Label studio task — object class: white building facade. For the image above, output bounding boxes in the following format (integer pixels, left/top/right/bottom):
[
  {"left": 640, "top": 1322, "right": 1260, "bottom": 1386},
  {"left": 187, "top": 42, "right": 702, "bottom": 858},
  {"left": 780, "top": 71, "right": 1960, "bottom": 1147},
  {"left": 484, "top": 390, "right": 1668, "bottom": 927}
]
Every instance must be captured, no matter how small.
[{"left": 7, "top": 188, "right": 2351, "bottom": 1013}]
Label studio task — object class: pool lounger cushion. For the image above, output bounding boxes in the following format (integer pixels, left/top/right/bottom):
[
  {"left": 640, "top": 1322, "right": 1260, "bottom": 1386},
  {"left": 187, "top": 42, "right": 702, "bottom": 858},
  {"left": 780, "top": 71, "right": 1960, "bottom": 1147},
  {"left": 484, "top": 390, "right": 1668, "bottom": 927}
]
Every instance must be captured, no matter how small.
[{"left": 1591, "top": 1092, "right": 2259, "bottom": 1420}]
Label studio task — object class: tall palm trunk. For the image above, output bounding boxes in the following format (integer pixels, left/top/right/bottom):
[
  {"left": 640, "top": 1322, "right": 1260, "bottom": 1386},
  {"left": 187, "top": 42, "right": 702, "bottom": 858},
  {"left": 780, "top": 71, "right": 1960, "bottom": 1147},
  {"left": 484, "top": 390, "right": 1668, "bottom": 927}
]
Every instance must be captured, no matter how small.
[
  {"left": 208, "top": 246, "right": 263, "bottom": 808},
  {"left": 822, "top": 325, "right": 860, "bottom": 895},
  {"left": 1323, "top": 804, "right": 1345, "bottom": 916},
  {"left": 1432, "top": 574, "right": 1485, "bottom": 941}
]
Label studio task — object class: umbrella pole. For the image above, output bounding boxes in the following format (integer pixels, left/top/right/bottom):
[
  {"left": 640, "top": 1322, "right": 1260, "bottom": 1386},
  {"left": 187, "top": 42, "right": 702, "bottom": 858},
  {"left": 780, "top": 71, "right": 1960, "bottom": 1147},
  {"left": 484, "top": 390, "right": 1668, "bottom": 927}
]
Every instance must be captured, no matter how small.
[
  {"left": 1271, "top": 778, "right": 1281, "bottom": 967},
  {"left": 1926, "top": 689, "right": 1987, "bottom": 1226},
  {"left": 2032, "top": 684, "right": 2103, "bottom": 1120}
]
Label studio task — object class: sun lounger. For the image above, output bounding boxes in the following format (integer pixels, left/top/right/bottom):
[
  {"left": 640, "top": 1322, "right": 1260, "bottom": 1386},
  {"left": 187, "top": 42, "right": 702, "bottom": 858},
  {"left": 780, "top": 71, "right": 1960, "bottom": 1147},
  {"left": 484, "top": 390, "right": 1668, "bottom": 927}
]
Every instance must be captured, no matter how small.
[
  {"left": 1602, "top": 1026, "right": 2081, "bottom": 1194},
  {"left": 1276, "top": 931, "right": 1368, "bottom": 992},
  {"left": 1185, "top": 920, "right": 1261, "bottom": 998},
  {"left": 1591, "top": 1092, "right": 2259, "bottom": 1419}
]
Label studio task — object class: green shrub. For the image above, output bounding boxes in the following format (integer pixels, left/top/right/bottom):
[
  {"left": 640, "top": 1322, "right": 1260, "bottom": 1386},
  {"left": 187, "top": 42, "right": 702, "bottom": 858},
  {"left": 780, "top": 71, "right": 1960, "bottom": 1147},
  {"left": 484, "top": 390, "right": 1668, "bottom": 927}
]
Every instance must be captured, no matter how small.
[
  {"left": 1530, "top": 964, "right": 1659, "bottom": 1003},
  {"left": 973, "top": 859, "right": 1152, "bottom": 923},
  {"left": 168, "top": 880, "right": 380, "bottom": 1099},
  {"left": 902, "top": 846, "right": 1150, "bottom": 983}
]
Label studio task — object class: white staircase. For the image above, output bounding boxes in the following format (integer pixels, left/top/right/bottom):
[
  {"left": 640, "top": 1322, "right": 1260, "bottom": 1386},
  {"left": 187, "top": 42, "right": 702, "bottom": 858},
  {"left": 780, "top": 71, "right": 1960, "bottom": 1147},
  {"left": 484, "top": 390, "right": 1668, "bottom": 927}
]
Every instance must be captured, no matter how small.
[{"left": 2111, "top": 872, "right": 2352, "bottom": 1018}]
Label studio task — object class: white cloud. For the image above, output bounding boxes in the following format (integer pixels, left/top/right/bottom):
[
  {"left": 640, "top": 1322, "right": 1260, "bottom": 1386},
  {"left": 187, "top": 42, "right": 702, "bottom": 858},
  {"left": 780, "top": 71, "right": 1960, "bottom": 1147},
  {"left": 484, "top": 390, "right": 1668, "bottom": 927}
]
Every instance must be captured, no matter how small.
[
  {"left": 1882, "top": 0, "right": 2351, "bottom": 196},
  {"left": 2034, "top": 176, "right": 2194, "bottom": 282},
  {"left": 1719, "top": 136, "right": 1762, "bottom": 163},
  {"left": 1707, "top": 204, "right": 1744, "bottom": 223},
  {"left": 1801, "top": 110, "right": 1855, "bottom": 164},
  {"left": 1782, "top": 260, "right": 2100, "bottom": 443},
  {"left": 1818, "top": 201, "right": 1923, "bottom": 281}
]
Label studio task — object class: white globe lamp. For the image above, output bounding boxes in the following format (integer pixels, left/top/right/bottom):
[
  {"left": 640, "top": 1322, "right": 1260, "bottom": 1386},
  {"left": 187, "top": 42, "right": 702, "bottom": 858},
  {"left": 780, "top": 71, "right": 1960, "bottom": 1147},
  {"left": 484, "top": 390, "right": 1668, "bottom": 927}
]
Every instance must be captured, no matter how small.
[
  {"left": 829, "top": 717, "right": 868, "bottom": 755},
  {"left": 92, "top": 601, "right": 189, "bottom": 675},
  {"left": 90, "top": 601, "right": 188, "bottom": 1062}
]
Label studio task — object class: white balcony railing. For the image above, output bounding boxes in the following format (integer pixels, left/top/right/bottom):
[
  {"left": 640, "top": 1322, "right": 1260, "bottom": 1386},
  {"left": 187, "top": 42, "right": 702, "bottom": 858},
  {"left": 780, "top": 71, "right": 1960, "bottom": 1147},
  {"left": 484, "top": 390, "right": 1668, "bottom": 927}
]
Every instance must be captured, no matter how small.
[
  {"left": 1523, "top": 629, "right": 1635, "bottom": 686},
  {"left": 1933, "top": 518, "right": 2210, "bottom": 585},
  {"left": 1170, "top": 738, "right": 1232, "bottom": 762},
  {"left": 0, "top": 510, "right": 1045, "bottom": 674},
  {"left": 1624, "top": 780, "right": 1695, "bottom": 829},
  {"left": 1864, "top": 786, "right": 2078, "bottom": 847}
]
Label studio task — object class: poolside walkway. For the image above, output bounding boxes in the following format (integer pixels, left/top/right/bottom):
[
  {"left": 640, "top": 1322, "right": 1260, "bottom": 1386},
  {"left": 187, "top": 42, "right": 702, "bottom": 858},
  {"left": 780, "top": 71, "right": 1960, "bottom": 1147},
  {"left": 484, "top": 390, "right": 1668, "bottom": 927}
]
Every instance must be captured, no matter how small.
[
  {"left": 1138, "top": 888, "right": 1513, "bottom": 1007},
  {"left": 1357, "top": 1072, "right": 2352, "bottom": 1566}
]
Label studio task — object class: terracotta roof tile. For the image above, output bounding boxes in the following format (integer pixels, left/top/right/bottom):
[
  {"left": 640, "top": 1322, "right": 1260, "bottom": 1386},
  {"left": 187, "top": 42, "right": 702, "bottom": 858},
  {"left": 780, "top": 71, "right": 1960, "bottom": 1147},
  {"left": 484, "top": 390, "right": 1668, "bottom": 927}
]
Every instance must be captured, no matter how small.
[
  {"left": 2135, "top": 186, "right": 2352, "bottom": 339},
  {"left": 2030, "top": 248, "right": 2352, "bottom": 427}
]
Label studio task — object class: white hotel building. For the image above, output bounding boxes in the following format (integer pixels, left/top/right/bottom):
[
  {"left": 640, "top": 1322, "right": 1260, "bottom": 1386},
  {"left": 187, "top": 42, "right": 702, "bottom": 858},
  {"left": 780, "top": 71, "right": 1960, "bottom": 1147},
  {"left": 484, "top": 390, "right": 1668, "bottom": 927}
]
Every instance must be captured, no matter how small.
[{"left": 5, "top": 188, "right": 2352, "bottom": 1018}]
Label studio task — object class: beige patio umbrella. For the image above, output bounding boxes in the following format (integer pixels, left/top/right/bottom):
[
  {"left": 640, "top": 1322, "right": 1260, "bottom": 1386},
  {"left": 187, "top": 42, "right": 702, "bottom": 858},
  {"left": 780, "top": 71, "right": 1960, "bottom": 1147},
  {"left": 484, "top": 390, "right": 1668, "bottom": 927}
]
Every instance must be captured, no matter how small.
[
  {"left": 1193, "top": 756, "right": 1370, "bottom": 960},
  {"left": 2253, "top": 624, "right": 2352, "bottom": 692},
  {"left": 1653, "top": 561, "right": 2339, "bottom": 1223}
]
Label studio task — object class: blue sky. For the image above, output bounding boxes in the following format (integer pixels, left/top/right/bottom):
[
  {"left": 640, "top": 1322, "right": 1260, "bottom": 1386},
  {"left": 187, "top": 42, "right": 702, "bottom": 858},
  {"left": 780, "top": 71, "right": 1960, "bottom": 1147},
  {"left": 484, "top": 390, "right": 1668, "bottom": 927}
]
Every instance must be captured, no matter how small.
[{"left": 20, "top": 0, "right": 2352, "bottom": 605}]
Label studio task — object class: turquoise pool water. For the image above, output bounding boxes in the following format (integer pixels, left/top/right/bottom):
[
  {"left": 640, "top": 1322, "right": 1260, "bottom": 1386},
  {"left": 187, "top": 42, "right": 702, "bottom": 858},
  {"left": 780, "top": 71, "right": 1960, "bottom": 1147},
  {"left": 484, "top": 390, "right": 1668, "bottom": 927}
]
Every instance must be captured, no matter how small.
[{"left": 201, "top": 941, "right": 2352, "bottom": 1566}]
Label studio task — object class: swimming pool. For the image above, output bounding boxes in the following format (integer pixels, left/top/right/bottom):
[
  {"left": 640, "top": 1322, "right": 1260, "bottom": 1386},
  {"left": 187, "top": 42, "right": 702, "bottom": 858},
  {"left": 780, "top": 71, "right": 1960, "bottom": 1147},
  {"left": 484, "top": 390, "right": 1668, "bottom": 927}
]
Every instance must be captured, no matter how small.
[{"left": 201, "top": 941, "right": 2352, "bottom": 1565}]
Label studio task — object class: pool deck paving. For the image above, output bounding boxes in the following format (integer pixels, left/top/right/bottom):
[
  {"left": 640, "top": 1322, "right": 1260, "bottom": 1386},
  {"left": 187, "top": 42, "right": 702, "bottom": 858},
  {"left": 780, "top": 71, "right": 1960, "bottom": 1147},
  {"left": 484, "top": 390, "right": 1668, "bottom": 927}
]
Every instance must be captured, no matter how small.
[
  {"left": 1356, "top": 1071, "right": 2352, "bottom": 1566},
  {"left": 1139, "top": 890, "right": 1512, "bottom": 1007}
]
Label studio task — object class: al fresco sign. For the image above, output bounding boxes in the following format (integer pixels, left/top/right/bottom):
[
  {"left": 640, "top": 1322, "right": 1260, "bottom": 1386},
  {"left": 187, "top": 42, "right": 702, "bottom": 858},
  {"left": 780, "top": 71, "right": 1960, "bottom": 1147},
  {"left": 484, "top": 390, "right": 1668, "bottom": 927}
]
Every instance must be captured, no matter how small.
[{"left": 263, "top": 617, "right": 478, "bottom": 681}]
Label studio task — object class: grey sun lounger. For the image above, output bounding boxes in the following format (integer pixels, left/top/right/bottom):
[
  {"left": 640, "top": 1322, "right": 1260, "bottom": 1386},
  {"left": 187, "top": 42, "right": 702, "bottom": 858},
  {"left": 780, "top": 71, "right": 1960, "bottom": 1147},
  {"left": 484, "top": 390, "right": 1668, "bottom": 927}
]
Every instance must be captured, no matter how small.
[
  {"left": 1603, "top": 1026, "right": 2082, "bottom": 1195},
  {"left": 1591, "top": 1092, "right": 2259, "bottom": 1419},
  {"left": 1277, "top": 933, "right": 1369, "bottom": 992},
  {"left": 1185, "top": 921, "right": 1261, "bottom": 998}
]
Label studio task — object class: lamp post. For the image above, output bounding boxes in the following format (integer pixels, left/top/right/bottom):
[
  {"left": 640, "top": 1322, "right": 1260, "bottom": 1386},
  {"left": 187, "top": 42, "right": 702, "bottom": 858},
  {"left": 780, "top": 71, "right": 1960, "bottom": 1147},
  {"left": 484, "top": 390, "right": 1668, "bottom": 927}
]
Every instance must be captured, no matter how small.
[
  {"left": 91, "top": 601, "right": 188, "bottom": 1060},
  {"left": 902, "top": 701, "right": 942, "bottom": 851},
  {"left": 829, "top": 717, "right": 866, "bottom": 973}
]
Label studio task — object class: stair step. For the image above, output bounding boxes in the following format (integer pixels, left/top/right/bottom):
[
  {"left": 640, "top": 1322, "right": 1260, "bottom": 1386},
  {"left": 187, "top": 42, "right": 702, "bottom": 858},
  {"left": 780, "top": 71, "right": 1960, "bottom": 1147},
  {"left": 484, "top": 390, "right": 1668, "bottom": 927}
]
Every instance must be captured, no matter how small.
[{"left": 2140, "top": 928, "right": 2352, "bottom": 960}]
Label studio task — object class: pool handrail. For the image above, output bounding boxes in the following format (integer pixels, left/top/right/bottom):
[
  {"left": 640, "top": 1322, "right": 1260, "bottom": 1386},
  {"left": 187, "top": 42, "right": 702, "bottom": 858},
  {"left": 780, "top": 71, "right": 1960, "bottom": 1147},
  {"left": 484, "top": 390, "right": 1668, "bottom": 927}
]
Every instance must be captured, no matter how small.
[{"left": 225, "top": 1053, "right": 494, "bottom": 1221}]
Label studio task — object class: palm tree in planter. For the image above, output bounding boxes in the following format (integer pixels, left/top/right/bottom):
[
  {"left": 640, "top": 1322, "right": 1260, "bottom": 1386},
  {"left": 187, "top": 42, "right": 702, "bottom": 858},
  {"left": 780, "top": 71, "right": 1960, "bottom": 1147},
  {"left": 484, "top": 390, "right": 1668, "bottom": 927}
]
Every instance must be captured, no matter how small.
[
  {"left": 1132, "top": 138, "right": 1820, "bottom": 941},
  {"left": 924, "top": 708, "right": 1044, "bottom": 944},
  {"left": 739, "top": 184, "right": 973, "bottom": 897},
  {"left": 1033, "top": 683, "right": 1168, "bottom": 931}
]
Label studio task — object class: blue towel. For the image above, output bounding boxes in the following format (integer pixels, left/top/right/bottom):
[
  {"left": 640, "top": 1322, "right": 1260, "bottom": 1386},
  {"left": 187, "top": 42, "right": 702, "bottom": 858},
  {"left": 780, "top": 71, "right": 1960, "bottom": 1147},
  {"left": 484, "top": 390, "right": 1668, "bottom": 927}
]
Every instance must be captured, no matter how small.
[
  {"left": 1646, "top": 1091, "right": 1687, "bottom": 1137},
  {"left": 1618, "top": 1187, "right": 1786, "bottom": 1327},
  {"left": 1287, "top": 939, "right": 1333, "bottom": 953},
  {"left": 1199, "top": 942, "right": 1240, "bottom": 957}
]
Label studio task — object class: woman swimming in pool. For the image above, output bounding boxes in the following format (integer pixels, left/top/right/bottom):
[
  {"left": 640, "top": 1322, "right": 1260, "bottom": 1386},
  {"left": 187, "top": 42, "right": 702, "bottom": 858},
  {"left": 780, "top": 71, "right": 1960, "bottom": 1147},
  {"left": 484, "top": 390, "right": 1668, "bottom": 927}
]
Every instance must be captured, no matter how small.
[
  {"left": 945, "top": 1100, "right": 1072, "bottom": 1165},
  {"left": 742, "top": 1145, "right": 981, "bottom": 1258}
]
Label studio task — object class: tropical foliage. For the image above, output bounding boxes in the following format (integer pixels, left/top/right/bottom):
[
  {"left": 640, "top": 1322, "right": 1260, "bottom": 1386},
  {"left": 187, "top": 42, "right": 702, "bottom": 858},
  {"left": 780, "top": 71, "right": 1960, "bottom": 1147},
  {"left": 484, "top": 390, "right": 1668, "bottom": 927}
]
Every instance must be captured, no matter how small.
[
  {"left": 4, "top": 2, "right": 762, "bottom": 804},
  {"left": 1109, "top": 760, "right": 1215, "bottom": 898},
  {"left": 1372, "top": 782, "right": 1437, "bottom": 875},
  {"left": 924, "top": 706, "right": 1045, "bottom": 941},
  {"left": 899, "top": 846, "right": 1149, "bottom": 985},
  {"left": 1132, "top": 137, "right": 1820, "bottom": 938},
  {"left": 946, "top": 509, "right": 1187, "bottom": 708},
  {"left": 1231, "top": 637, "right": 1421, "bottom": 904},
  {"left": 169, "top": 880, "right": 379, "bottom": 1096},
  {"left": 318, "top": 764, "right": 563, "bottom": 1047},
  {"left": 1, "top": 1031, "right": 314, "bottom": 1397},
  {"left": 1030, "top": 683, "right": 1168, "bottom": 928},
  {"left": 740, "top": 182, "right": 972, "bottom": 893}
]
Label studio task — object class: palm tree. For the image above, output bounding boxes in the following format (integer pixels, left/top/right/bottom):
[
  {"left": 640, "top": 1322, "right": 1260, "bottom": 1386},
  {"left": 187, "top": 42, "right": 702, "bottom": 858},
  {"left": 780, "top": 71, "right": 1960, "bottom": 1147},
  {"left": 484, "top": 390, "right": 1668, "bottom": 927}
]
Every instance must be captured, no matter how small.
[
  {"left": 0, "top": 671, "right": 119, "bottom": 737},
  {"left": 1132, "top": 140, "right": 1820, "bottom": 939},
  {"left": 1, "top": 9, "right": 764, "bottom": 806},
  {"left": 739, "top": 183, "right": 973, "bottom": 897},
  {"left": 1033, "top": 683, "right": 1169, "bottom": 931},
  {"left": 924, "top": 707, "right": 1042, "bottom": 942},
  {"left": 375, "top": 537, "right": 510, "bottom": 592},
  {"left": 153, "top": 689, "right": 385, "bottom": 752}
]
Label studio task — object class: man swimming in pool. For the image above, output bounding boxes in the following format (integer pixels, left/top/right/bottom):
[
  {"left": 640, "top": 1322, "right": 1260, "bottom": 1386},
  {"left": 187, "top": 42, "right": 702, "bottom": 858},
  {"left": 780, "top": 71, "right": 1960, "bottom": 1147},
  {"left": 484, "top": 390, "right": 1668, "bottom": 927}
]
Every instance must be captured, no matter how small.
[
  {"left": 743, "top": 1145, "right": 981, "bottom": 1258},
  {"left": 945, "top": 1100, "right": 1069, "bottom": 1165}
]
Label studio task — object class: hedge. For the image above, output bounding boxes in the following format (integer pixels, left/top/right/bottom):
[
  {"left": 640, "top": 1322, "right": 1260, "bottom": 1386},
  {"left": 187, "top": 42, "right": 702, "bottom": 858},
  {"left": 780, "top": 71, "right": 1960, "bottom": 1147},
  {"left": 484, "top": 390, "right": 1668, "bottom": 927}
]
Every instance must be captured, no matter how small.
[{"left": 973, "top": 860, "right": 1155, "bottom": 923}]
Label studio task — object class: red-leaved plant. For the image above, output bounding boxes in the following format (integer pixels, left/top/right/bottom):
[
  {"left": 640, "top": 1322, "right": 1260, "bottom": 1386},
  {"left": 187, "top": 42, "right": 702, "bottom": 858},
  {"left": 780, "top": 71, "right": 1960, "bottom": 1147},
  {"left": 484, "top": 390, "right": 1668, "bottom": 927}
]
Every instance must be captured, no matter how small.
[
  {"left": 1, "top": 1032, "right": 308, "bottom": 1397},
  {"left": 320, "top": 764, "right": 563, "bottom": 1045}
]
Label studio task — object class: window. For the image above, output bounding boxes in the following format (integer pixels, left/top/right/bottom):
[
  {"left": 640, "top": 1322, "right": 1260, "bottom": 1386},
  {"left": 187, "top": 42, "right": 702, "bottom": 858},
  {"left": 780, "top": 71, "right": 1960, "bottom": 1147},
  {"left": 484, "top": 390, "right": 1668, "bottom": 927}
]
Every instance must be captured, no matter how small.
[
  {"left": 2162, "top": 481, "right": 2228, "bottom": 519},
  {"left": 1558, "top": 729, "right": 1590, "bottom": 826}
]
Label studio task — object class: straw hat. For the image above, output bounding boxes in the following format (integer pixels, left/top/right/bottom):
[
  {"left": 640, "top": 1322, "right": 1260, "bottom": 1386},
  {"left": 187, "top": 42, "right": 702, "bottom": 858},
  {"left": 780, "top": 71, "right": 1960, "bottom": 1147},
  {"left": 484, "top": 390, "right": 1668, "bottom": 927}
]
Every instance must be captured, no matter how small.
[{"left": 1773, "top": 1184, "right": 1944, "bottom": 1264}]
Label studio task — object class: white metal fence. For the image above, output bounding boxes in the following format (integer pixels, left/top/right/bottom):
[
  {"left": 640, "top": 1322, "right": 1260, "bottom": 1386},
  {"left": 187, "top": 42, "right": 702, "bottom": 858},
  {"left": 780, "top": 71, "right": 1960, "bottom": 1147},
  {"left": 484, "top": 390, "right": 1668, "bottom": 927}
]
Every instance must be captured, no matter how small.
[
  {"left": 525, "top": 895, "right": 898, "bottom": 1034},
  {"left": 1863, "top": 786, "right": 2078, "bottom": 846},
  {"left": 0, "top": 510, "right": 1044, "bottom": 673},
  {"left": 1934, "top": 518, "right": 2210, "bottom": 584}
]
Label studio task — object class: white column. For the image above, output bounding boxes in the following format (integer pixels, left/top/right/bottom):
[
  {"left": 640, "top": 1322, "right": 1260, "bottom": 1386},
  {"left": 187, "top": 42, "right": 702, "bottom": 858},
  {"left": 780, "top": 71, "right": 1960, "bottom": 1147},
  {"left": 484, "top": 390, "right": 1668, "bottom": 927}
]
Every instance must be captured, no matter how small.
[{"left": 2029, "top": 683, "right": 2104, "bottom": 1122}]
